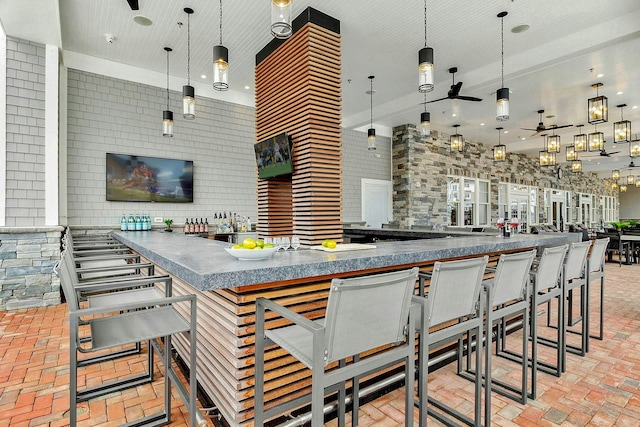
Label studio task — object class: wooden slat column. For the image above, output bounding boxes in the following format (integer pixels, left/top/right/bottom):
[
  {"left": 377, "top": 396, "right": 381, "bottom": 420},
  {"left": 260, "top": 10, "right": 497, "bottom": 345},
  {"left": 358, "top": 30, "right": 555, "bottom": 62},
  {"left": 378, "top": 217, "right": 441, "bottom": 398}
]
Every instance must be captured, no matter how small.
[{"left": 255, "top": 13, "right": 342, "bottom": 246}]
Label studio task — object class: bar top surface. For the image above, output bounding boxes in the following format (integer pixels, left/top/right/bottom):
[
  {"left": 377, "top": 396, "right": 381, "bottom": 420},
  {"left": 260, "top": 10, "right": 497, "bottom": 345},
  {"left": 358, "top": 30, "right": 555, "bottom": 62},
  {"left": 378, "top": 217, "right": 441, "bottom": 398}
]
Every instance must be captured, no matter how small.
[{"left": 112, "top": 230, "right": 578, "bottom": 291}]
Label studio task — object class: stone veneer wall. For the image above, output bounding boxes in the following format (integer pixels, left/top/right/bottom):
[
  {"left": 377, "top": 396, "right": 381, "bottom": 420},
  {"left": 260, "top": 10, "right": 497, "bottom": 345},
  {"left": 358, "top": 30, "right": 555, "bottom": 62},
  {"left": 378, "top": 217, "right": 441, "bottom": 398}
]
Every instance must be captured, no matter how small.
[
  {"left": 392, "top": 124, "right": 616, "bottom": 228},
  {"left": 0, "top": 227, "right": 63, "bottom": 310}
]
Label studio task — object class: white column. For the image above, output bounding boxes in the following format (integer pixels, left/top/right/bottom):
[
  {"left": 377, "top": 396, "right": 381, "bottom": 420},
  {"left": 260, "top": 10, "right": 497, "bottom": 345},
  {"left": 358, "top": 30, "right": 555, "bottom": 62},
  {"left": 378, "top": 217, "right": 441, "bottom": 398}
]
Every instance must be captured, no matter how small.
[
  {"left": 58, "top": 65, "right": 67, "bottom": 225},
  {"left": 44, "top": 44, "right": 59, "bottom": 225},
  {"left": 0, "top": 27, "right": 6, "bottom": 226}
]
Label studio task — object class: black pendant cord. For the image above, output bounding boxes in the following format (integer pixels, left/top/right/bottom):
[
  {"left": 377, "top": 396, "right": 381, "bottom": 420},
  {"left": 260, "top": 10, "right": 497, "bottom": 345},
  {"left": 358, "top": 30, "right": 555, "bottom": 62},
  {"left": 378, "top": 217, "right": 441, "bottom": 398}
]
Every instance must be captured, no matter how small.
[
  {"left": 166, "top": 49, "right": 170, "bottom": 110},
  {"left": 423, "top": 0, "right": 427, "bottom": 47},
  {"left": 500, "top": 14, "right": 504, "bottom": 88},
  {"left": 187, "top": 11, "right": 191, "bottom": 86},
  {"left": 423, "top": 92, "right": 427, "bottom": 112},
  {"left": 219, "top": 0, "right": 223, "bottom": 46},
  {"left": 370, "top": 78, "right": 374, "bottom": 128}
]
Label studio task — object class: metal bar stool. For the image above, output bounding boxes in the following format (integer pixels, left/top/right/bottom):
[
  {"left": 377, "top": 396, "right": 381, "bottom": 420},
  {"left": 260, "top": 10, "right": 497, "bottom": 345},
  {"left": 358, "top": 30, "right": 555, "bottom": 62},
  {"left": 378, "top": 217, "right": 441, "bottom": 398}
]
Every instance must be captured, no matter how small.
[
  {"left": 586, "top": 238, "right": 609, "bottom": 343},
  {"left": 255, "top": 267, "right": 419, "bottom": 427},
  {"left": 413, "top": 256, "right": 488, "bottom": 427}
]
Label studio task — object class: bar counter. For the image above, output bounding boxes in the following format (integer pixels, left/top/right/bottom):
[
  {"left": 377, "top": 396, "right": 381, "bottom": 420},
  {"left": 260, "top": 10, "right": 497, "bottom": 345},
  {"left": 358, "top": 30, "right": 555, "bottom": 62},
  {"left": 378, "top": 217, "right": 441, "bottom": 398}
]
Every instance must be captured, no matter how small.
[{"left": 111, "top": 230, "right": 579, "bottom": 427}]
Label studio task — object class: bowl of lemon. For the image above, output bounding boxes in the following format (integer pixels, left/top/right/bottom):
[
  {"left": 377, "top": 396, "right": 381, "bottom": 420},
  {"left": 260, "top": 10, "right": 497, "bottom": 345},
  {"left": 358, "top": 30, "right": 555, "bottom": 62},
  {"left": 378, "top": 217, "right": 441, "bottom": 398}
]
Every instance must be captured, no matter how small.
[{"left": 224, "top": 238, "right": 277, "bottom": 260}]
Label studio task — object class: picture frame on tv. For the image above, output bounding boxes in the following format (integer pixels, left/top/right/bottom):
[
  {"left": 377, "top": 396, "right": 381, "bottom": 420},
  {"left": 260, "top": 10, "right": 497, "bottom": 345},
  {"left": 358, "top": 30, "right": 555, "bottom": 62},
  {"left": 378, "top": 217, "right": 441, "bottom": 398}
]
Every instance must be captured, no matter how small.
[
  {"left": 106, "top": 153, "right": 194, "bottom": 202},
  {"left": 254, "top": 132, "right": 293, "bottom": 179}
]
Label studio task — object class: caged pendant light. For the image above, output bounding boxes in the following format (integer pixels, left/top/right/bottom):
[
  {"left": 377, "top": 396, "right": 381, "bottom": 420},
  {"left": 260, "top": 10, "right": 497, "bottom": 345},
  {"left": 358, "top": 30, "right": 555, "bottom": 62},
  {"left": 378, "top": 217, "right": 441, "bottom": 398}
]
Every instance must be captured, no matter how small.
[
  {"left": 571, "top": 159, "right": 582, "bottom": 173},
  {"left": 612, "top": 169, "right": 621, "bottom": 180},
  {"left": 450, "top": 124, "right": 463, "bottom": 152},
  {"left": 630, "top": 136, "right": 640, "bottom": 157},
  {"left": 493, "top": 127, "right": 506, "bottom": 161},
  {"left": 588, "top": 82, "right": 608, "bottom": 124},
  {"left": 367, "top": 76, "right": 376, "bottom": 151},
  {"left": 627, "top": 175, "right": 635, "bottom": 185},
  {"left": 574, "top": 124, "right": 587, "bottom": 152},
  {"left": 546, "top": 132, "right": 561, "bottom": 153},
  {"left": 182, "top": 8, "right": 196, "bottom": 119},
  {"left": 213, "top": 0, "right": 229, "bottom": 91},
  {"left": 418, "top": 0, "right": 434, "bottom": 93},
  {"left": 588, "top": 125, "right": 605, "bottom": 151},
  {"left": 566, "top": 145, "right": 577, "bottom": 161},
  {"left": 614, "top": 104, "right": 631, "bottom": 143},
  {"left": 162, "top": 47, "right": 173, "bottom": 137},
  {"left": 496, "top": 11, "right": 509, "bottom": 121},
  {"left": 271, "top": 0, "right": 292, "bottom": 39}
]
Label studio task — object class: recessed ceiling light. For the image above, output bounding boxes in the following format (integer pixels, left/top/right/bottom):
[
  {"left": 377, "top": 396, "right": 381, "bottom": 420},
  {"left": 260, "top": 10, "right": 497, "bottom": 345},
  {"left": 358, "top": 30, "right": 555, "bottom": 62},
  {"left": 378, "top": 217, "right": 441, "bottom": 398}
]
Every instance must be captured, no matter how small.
[
  {"left": 633, "top": 105, "right": 638, "bottom": 109},
  {"left": 133, "top": 15, "right": 153, "bottom": 26},
  {"left": 596, "top": 73, "right": 604, "bottom": 78},
  {"left": 520, "top": 137, "right": 526, "bottom": 141},
  {"left": 452, "top": 113, "right": 457, "bottom": 117},
  {"left": 511, "top": 24, "right": 530, "bottom": 33},
  {"left": 201, "top": 74, "right": 207, "bottom": 79},
  {"left": 616, "top": 91, "right": 623, "bottom": 95},
  {"left": 244, "top": 85, "right": 250, "bottom": 90},
  {"left": 480, "top": 123, "right": 485, "bottom": 126},
  {"left": 504, "top": 130, "right": 509, "bottom": 134},
  {"left": 612, "top": 145, "right": 617, "bottom": 148}
]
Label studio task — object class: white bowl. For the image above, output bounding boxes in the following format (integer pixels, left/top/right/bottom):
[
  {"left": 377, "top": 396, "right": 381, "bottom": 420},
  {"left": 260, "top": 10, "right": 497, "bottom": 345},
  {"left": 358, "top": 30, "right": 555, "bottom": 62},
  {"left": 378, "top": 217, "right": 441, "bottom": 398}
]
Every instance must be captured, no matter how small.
[{"left": 224, "top": 247, "right": 277, "bottom": 261}]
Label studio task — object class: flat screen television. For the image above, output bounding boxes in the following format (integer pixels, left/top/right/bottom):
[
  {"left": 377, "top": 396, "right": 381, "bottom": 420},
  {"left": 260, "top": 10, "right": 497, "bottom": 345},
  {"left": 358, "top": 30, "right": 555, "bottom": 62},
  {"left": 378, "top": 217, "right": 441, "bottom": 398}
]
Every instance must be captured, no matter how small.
[
  {"left": 254, "top": 132, "right": 293, "bottom": 179},
  {"left": 106, "top": 153, "right": 194, "bottom": 202}
]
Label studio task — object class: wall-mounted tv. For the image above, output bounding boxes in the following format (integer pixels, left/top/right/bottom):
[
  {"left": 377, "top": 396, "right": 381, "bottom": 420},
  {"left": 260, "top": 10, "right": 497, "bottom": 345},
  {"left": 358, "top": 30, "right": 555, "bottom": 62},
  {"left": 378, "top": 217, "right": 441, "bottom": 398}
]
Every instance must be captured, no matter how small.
[
  {"left": 254, "top": 132, "right": 293, "bottom": 179},
  {"left": 106, "top": 153, "right": 194, "bottom": 202}
]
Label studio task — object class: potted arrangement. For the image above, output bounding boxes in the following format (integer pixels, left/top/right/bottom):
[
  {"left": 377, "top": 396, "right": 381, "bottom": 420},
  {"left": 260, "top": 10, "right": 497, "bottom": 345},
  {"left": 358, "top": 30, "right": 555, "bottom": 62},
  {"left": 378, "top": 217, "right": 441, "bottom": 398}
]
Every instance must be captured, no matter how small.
[
  {"left": 609, "top": 221, "right": 629, "bottom": 232},
  {"left": 163, "top": 219, "right": 174, "bottom": 232}
]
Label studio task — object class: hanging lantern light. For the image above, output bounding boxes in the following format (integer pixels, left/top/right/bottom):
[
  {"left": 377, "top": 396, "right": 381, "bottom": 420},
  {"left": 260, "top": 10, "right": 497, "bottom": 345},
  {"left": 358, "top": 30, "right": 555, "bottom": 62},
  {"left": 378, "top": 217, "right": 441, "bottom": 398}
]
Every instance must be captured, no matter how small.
[
  {"left": 496, "top": 12, "right": 509, "bottom": 121},
  {"left": 614, "top": 104, "right": 632, "bottom": 143},
  {"left": 566, "top": 145, "right": 577, "bottom": 161},
  {"left": 635, "top": 179, "right": 640, "bottom": 188},
  {"left": 627, "top": 175, "right": 635, "bottom": 185},
  {"left": 539, "top": 149, "right": 556, "bottom": 167},
  {"left": 418, "top": 0, "right": 434, "bottom": 93},
  {"left": 588, "top": 125, "right": 604, "bottom": 151},
  {"left": 571, "top": 159, "right": 582, "bottom": 173},
  {"left": 612, "top": 169, "right": 621, "bottom": 180},
  {"left": 213, "top": 0, "right": 229, "bottom": 91},
  {"left": 367, "top": 76, "right": 376, "bottom": 151},
  {"left": 450, "top": 124, "right": 463, "bottom": 152},
  {"left": 493, "top": 127, "right": 506, "bottom": 161},
  {"left": 630, "top": 137, "right": 640, "bottom": 157},
  {"left": 546, "top": 133, "right": 561, "bottom": 153},
  {"left": 573, "top": 125, "right": 587, "bottom": 152},
  {"left": 162, "top": 47, "right": 173, "bottom": 137},
  {"left": 611, "top": 181, "right": 619, "bottom": 190},
  {"left": 271, "top": 0, "right": 292, "bottom": 39},
  {"left": 588, "top": 82, "right": 608, "bottom": 124},
  {"left": 620, "top": 183, "right": 628, "bottom": 192},
  {"left": 182, "top": 8, "right": 196, "bottom": 119}
]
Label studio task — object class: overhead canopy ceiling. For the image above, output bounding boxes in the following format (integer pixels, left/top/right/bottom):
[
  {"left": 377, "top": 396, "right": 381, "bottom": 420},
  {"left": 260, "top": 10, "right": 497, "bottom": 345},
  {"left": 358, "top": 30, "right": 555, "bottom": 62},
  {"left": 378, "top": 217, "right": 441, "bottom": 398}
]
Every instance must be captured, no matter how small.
[{"left": 2, "top": 0, "right": 640, "bottom": 176}]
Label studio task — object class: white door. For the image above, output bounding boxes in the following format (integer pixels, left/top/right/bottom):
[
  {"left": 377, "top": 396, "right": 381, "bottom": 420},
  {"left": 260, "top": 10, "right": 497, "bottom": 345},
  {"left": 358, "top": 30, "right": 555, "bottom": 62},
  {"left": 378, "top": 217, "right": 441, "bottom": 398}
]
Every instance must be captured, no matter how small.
[{"left": 362, "top": 179, "right": 392, "bottom": 228}]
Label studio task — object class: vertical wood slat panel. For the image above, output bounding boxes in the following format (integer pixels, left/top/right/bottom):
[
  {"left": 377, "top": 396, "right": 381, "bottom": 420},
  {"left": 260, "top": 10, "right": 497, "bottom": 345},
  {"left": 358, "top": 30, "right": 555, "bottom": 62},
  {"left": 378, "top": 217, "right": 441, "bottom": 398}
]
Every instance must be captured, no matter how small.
[{"left": 255, "top": 23, "right": 342, "bottom": 245}]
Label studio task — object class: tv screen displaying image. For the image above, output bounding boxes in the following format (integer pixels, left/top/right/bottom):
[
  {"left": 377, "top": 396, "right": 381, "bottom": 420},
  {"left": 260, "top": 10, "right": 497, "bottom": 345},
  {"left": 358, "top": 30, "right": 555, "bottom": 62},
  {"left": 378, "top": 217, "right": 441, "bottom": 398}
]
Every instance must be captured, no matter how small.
[
  {"left": 254, "top": 132, "right": 293, "bottom": 179},
  {"left": 106, "top": 153, "right": 194, "bottom": 202}
]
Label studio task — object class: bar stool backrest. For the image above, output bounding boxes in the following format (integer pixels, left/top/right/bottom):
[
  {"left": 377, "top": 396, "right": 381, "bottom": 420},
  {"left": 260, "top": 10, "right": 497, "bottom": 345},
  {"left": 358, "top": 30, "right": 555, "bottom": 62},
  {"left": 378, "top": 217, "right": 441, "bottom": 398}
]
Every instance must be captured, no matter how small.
[
  {"left": 425, "top": 256, "right": 488, "bottom": 327},
  {"left": 589, "top": 238, "right": 610, "bottom": 273},
  {"left": 564, "top": 241, "right": 592, "bottom": 281},
  {"left": 58, "top": 248, "right": 80, "bottom": 312},
  {"left": 324, "top": 267, "right": 418, "bottom": 364},
  {"left": 534, "top": 244, "right": 569, "bottom": 293},
  {"left": 491, "top": 249, "right": 537, "bottom": 307}
]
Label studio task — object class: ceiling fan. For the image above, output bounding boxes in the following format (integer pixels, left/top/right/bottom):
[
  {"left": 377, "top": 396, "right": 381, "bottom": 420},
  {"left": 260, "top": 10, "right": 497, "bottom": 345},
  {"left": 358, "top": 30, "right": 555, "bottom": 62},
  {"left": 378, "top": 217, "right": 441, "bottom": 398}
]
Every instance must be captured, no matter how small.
[
  {"left": 583, "top": 144, "right": 621, "bottom": 157},
  {"left": 425, "top": 67, "right": 482, "bottom": 104},
  {"left": 521, "top": 109, "right": 573, "bottom": 137},
  {"left": 126, "top": 0, "right": 139, "bottom": 11}
]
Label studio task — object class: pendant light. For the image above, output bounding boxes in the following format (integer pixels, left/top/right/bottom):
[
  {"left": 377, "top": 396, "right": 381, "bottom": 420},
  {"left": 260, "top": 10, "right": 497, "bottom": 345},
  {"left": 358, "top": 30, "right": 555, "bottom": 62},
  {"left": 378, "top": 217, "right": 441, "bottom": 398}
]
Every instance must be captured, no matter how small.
[
  {"left": 612, "top": 169, "right": 621, "bottom": 180},
  {"left": 588, "top": 82, "right": 607, "bottom": 124},
  {"left": 613, "top": 104, "right": 631, "bottom": 143},
  {"left": 539, "top": 150, "right": 556, "bottom": 167},
  {"left": 213, "top": 0, "right": 229, "bottom": 91},
  {"left": 566, "top": 145, "right": 577, "bottom": 161},
  {"left": 367, "top": 76, "right": 376, "bottom": 151},
  {"left": 620, "top": 183, "right": 628, "bottom": 193},
  {"left": 627, "top": 175, "right": 635, "bottom": 185},
  {"left": 546, "top": 131, "right": 561, "bottom": 153},
  {"left": 611, "top": 181, "right": 619, "bottom": 190},
  {"left": 418, "top": 0, "right": 434, "bottom": 93},
  {"left": 450, "top": 124, "right": 463, "bottom": 152},
  {"left": 630, "top": 136, "right": 640, "bottom": 157},
  {"left": 162, "top": 47, "right": 173, "bottom": 137},
  {"left": 271, "top": 0, "right": 292, "bottom": 39},
  {"left": 588, "top": 125, "right": 604, "bottom": 151},
  {"left": 493, "top": 127, "right": 506, "bottom": 161},
  {"left": 635, "top": 180, "right": 640, "bottom": 189},
  {"left": 571, "top": 159, "right": 582, "bottom": 173},
  {"left": 419, "top": 93, "right": 431, "bottom": 139},
  {"left": 182, "top": 8, "right": 195, "bottom": 119},
  {"left": 496, "top": 11, "right": 509, "bottom": 121},
  {"left": 573, "top": 124, "right": 587, "bottom": 152}
]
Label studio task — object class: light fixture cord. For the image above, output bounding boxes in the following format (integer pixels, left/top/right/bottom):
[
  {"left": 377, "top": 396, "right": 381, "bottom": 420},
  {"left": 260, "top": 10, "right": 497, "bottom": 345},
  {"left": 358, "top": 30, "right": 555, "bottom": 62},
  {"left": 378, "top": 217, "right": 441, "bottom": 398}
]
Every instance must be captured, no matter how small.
[
  {"left": 370, "top": 78, "right": 374, "bottom": 128},
  {"left": 423, "top": 0, "right": 427, "bottom": 47},
  {"left": 187, "top": 11, "right": 191, "bottom": 85},
  {"left": 500, "top": 15, "right": 505, "bottom": 88},
  {"left": 166, "top": 49, "right": 170, "bottom": 110},
  {"left": 423, "top": 92, "right": 427, "bottom": 112},
  {"left": 219, "top": 0, "right": 223, "bottom": 45}
]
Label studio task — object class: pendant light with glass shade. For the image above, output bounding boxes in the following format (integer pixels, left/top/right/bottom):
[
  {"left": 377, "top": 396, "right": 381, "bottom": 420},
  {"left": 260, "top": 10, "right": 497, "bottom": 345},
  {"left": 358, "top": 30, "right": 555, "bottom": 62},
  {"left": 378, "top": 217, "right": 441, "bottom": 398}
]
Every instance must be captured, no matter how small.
[
  {"left": 566, "top": 144, "right": 577, "bottom": 161},
  {"left": 611, "top": 180, "right": 619, "bottom": 191},
  {"left": 612, "top": 169, "right": 621, "bottom": 180},
  {"left": 539, "top": 150, "right": 556, "bottom": 167},
  {"left": 627, "top": 175, "right": 635, "bottom": 185},
  {"left": 571, "top": 159, "right": 582, "bottom": 173},
  {"left": 213, "top": 0, "right": 229, "bottom": 91},
  {"left": 496, "top": 11, "right": 509, "bottom": 121},
  {"left": 545, "top": 130, "right": 560, "bottom": 153},
  {"left": 573, "top": 124, "right": 587, "bottom": 152},
  {"left": 630, "top": 136, "right": 640, "bottom": 157},
  {"left": 614, "top": 104, "right": 631, "bottom": 143},
  {"left": 162, "top": 47, "right": 173, "bottom": 137},
  {"left": 588, "top": 125, "right": 604, "bottom": 151},
  {"left": 418, "top": 0, "right": 434, "bottom": 93},
  {"left": 636, "top": 179, "right": 640, "bottom": 189},
  {"left": 620, "top": 183, "right": 628, "bottom": 193},
  {"left": 271, "top": 0, "right": 292, "bottom": 39},
  {"left": 182, "top": 8, "right": 195, "bottom": 119},
  {"left": 450, "top": 124, "right": 463, "bottom": 152},
  {"left": 588, "top": 82, "right": 607, "bottom": 124},
  {"left": 493, "top": 127, "right": 506, "bottom": 161},
  {"left": 367, "top": 76, "right": 376, "bottom": 151},
  {"left": 418, "top": 93, "right": 431, "bottom": 139}
]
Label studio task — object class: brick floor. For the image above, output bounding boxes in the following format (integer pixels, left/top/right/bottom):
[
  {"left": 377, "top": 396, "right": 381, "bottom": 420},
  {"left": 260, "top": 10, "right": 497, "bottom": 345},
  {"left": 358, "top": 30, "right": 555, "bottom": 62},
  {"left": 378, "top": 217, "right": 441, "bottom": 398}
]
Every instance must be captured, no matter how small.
[{"left": 0, "top": 262, "right": 639, "bottom": 426}]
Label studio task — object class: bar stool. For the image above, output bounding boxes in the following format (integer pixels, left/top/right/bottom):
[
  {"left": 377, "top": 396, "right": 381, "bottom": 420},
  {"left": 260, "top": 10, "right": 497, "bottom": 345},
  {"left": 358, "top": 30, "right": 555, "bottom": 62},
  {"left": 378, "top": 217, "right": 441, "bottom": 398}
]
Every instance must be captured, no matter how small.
[
  {"left": 497, "top": 244, "right": 568, "bottom": 399},
  {"left": 413, "top": 256, "right": 488, "bottom": 427},
  {"left": 586, "top": 238, "right": 609, "bottom": 343},
  {"left": 459, "top": 249, "right": 536, "bottom": 414},
  {"left": 254, "top": 267, "right": 419, "bottom": 427}
]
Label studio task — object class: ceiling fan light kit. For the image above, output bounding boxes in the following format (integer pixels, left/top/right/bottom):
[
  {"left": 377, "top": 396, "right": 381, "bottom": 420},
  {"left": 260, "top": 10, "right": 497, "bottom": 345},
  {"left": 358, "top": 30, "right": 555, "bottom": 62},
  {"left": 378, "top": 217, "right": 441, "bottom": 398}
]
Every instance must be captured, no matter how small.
[
  {"left": 213, "top": 0, "right": 229, "bottom": 91},
  {"left": 496, "top": 11, "right": 509, "bottom": 121},
  {"left": 588, "top": 82, "right": 608, "bottom": 124}
]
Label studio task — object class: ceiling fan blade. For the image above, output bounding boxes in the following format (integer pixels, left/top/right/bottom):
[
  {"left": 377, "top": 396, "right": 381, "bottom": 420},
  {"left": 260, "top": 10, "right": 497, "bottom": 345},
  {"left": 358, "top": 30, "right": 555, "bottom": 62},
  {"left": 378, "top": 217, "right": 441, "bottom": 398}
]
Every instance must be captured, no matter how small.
[
  {"left": 426, "top": 96, "right": 452, "bottom": 104},
  {"left": 608, "top": 151, "right": 621, "bottom": 155},
  {"left": 546, "top": 124, "right": 573, "bottom": 131},
  {"left": 126, "top": 0, "right": 139, "bottom": 10},
  {"left": 456, "top": 95, "right": 482, "bottom": 102},
  {"left": 521, "top": 127, "right": 538, "bottom": 132}
]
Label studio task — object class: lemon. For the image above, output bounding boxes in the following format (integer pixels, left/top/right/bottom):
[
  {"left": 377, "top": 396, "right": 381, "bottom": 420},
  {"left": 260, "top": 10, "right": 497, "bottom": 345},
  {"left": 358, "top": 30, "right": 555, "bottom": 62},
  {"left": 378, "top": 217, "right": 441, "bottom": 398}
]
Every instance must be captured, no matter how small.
[
  {"left": 326, "top": 240, "right": 337, "bottom": 249},
  {"left": 263, "top": 243, "right": 275, "bottom": 249},
  {"left": 242, "top": 238, "right": 257, "bottom": 249},
  {"left": 322, "top": 239, "right": 331, "bottom": 247},
  {"left": 232, "top": 244, "right": 241, "bottom": 250}
]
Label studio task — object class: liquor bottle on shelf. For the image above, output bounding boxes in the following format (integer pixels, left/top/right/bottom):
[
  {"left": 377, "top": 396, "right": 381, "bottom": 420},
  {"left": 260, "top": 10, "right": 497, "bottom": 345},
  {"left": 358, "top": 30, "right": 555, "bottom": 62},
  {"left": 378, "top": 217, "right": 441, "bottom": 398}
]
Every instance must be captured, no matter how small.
[
  {"left": 184, "top": 218, "right": 190, "bottom": 234},
  {"left": 189, "top": 218, "right": 195, "bottom": 234},
  {"left": 199, "top": 218, "right": 204, "bottom": 233},
  {"left": 127, "top": 213, "right": 135, "bottom": 231},
  {"left": 503, "top": 211, "right": 510, "bottom": 238},
  {"left": 240, "top": 216, "right": 247, "bottom": 232},
  {"left": 246, "top": 216, "right": 251, "bottom": 232},
  {"left": 204, "top": 218, "right": 209, "bottom": 233},
  {"left": 232, "top": 213, "right": 237, "bottom": 232},
  {"left": 120, "top": 214, "right": 127, "bottom": 231}
]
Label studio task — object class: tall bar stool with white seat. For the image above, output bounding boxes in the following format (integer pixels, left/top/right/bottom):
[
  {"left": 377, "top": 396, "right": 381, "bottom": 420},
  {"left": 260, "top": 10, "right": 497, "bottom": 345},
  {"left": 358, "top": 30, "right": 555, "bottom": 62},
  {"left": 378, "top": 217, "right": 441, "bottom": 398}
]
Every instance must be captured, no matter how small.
[
  {"left": 413, "top": 256, "right": 488, "bottom": 427},
  {"left": 254, "top": 267, "right": 419, "bottom": 427},
  {"left": 586, "top": 237, "right": 610, "bottom": 343},
  {"left": 459, "top": 249, "right": 536, "bottom": 414},
  {"left": 497, "top": 244, "right": 568, "bottom": 399}
]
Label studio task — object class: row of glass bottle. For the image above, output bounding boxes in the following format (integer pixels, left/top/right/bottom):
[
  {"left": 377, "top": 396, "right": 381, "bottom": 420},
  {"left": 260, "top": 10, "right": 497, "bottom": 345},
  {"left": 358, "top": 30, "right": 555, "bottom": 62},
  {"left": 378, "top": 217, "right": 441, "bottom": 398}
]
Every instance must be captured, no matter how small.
[{"left": 120, "top": 213, "right": 152, "bottom": 231}]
